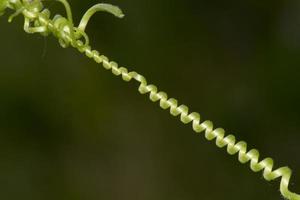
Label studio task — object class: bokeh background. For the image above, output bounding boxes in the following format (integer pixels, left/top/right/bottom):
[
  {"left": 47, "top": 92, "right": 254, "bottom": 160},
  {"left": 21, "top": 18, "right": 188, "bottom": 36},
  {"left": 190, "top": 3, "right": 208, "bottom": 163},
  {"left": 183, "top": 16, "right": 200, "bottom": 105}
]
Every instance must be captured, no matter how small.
[{"left": 0, "top": 0, "right": 300, "bottom": 199}]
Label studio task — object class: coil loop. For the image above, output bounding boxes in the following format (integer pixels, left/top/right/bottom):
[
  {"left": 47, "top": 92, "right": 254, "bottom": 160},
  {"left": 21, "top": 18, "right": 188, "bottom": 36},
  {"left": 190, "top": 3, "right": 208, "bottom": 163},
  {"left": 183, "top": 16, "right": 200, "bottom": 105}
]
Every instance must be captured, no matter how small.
[{"left": 2, "top": 0, "right": 300, "bottom": 199}]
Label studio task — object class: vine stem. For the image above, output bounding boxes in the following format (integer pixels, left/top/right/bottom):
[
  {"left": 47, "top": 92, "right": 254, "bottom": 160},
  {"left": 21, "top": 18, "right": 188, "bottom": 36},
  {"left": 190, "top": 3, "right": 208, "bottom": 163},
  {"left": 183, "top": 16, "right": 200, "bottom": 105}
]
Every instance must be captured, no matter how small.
[{"left": 1, "top": 0, "right": 299, "bottom": 199}]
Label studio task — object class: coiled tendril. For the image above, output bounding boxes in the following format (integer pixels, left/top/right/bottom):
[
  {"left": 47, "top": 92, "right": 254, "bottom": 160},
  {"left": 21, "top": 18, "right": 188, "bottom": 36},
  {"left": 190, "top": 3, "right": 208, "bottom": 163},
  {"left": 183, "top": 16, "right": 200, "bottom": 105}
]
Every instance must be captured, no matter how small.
[{"left": 0, "top": 0, "right": 299, "bottom": 199}]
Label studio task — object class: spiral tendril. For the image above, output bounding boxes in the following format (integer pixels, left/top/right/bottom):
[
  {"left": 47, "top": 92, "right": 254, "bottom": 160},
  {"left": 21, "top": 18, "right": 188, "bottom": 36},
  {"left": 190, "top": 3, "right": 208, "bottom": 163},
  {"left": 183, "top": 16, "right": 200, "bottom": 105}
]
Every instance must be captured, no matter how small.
[{"left": 1, "top": 0, "right": 299, "bottom": 199}]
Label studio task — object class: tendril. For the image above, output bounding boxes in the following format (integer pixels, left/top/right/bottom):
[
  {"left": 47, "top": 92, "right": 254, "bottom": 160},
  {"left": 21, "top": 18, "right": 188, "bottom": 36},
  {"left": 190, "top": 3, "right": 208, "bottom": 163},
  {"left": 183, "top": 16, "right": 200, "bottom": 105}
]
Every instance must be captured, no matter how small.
[
  {"left": 55, "top": 0, "right": 73, "bottom": 25},
  {"left": 78, "top": 3, "right": 124, "bottom": 32},
  {"left": 0, "top": 0, "right": 9, "bottom": 16},
  {"left": 1, "top": 1, "right": 299, "bottom": 200}
]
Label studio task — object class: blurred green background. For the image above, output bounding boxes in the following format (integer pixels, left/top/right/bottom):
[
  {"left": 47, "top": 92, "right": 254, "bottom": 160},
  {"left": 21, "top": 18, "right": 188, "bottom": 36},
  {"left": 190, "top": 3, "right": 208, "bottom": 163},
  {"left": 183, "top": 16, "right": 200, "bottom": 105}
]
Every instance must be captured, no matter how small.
[{"left": 0, "top": 0, "right": 300, "bottom": 199}]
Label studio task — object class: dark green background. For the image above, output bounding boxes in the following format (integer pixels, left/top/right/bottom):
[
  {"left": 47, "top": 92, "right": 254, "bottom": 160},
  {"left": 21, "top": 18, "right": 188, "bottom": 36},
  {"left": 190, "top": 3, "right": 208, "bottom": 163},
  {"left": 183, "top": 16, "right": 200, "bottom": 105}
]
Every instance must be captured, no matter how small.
[{"left": 0, "top": 0, "right": 300, "bottom": 199}]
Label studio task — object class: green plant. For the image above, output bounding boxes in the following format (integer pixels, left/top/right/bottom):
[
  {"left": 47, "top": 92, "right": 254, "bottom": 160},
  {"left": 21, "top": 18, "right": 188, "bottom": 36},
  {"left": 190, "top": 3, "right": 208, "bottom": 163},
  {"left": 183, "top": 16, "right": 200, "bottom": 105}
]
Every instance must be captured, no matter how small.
[{"left": 0, "top": 0, "right": 299, "bottom": 199}]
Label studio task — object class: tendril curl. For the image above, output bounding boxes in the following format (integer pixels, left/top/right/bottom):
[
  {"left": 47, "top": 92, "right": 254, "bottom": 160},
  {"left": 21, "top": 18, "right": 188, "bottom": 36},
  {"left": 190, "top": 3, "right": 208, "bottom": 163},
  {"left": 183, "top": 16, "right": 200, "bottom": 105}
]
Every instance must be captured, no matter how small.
[{"left": 1, "top": 0, "right": 299, "bottom": 199}]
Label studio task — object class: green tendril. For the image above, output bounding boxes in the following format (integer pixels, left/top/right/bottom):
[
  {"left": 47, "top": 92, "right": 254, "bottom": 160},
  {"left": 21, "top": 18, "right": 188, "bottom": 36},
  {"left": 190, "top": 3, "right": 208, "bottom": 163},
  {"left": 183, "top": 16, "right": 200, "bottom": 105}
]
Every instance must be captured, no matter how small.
[
  {"left": 1, "top": 1, "right": 299, "bottom": 200},
  {"left": 55, "top": 0, "right": 73, "bottom": 25},
  {"left": 0, "top": 0, "right": 8, "bottom": 16},
  {"left": 78, "top": 3, "right": 124, "bottom": 32}
]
